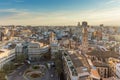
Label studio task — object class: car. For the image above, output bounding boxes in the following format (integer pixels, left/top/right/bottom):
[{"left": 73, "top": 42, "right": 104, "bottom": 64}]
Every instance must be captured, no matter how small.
[
  {"left": 19, "top": 72, "right": 22, "bottom": 75},
  {"left": 51, "top": 74, "right": 53, "bottom": 77}
]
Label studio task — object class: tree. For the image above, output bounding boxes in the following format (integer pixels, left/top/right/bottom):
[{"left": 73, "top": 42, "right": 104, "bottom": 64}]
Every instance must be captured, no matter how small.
[
  {"left": 54, "top": 52, "right": 63, "bottom": 76},
  {"left": 55, "top": 59, "right": 63, "bottom": 75},
  {"left": 2, "top": 62, "right": 15, "bottom": 74},
  {"left": 2, "top": 64, "right": 10, "bottom": 74},
  {"left": 43, "top": 53, "right": 51, "bottom": 60},
  {"left": 16, "top": 54, "right": 26, "bottom": 63},
  {"left": 0, "top": 71, "right": 6, "bottom": 80},
  {"left": 9, "top": 62, "right": 15, "bottom": 70}
]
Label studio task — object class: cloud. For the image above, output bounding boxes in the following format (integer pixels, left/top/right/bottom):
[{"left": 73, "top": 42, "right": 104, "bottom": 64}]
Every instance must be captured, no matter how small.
[
  {"left": 106, "top": 0, "right": 115, "bottom": 4},
  {"left": 0, "top": 7, "right": 120, "bottom": 26},
  {"left": 106, "top": 0, "right": 120, "bottom": 4},
  {"left": 0, "top": 9, "right": 29, "bottom": 19},
  {"left": 0, "top": 9, "right": 19, "bottom": 13}
]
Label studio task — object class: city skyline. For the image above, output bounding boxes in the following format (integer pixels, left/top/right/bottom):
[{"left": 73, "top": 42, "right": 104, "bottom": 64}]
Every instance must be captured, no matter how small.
[{"left": 0, "top": 0, "right": 120, "bottom": 26}]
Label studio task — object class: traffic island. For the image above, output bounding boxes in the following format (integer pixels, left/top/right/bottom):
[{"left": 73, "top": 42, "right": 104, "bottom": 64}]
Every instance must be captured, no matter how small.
[{"left": 24, "top": 65, "right": 46, "bottom": 80}]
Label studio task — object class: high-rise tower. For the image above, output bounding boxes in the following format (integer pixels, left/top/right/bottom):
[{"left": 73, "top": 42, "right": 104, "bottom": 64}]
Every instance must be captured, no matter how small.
[
  {"left": 0, "top": 32, "right": 4, "bottom": 41},
  {"left": 49, "top": 32, "right": 55, "bottom": 44},
  {"left": 82, "top": 21, "right": 88, "bottom": 53},
  {"left": 77, "top": 22, "right": 80, "bottom": 26}
]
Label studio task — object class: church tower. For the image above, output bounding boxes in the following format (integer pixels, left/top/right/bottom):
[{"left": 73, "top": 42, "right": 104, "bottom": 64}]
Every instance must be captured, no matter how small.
[
  {"left": 82, "top": 21, "right": 88, "bottom": 53},
  {"left": 49, "top": 32, "right": 56, "bottom": 44},
  {"left": 49, "top": 32, "right": 59, "bottom": 59}
]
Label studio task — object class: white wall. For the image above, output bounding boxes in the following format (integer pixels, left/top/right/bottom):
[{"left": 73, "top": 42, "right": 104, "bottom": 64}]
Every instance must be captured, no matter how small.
[{"left": 116, "top": 63, "right": 120, "bottom": 78}]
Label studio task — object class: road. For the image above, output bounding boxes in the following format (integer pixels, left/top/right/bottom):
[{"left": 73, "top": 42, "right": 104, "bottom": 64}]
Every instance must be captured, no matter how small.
[
  {"left": 7, "top": 61, "right": 59, "bottom": 80},
  {"left": 40, "top": 67, "right": 58, "bottom": 80},
  {"left": 7, "top": 64, "right": 28, "bottom": 80},
  {"left": 31, "top": 61, "right": 59, "bottom": 80}
]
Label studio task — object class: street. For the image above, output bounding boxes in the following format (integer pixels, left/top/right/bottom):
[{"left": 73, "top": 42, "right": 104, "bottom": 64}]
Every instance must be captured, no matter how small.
[
  {"left": 7, "top": 64, "right": 28, "bottom": 80},
  {"left": 7, "top": 61, "right": 59, "bottom": 80}
]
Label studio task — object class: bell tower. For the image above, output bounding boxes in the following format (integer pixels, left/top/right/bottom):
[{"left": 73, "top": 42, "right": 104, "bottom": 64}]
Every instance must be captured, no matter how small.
[{"left": 82, "top": 21, "right": 88, "bottom": 53}]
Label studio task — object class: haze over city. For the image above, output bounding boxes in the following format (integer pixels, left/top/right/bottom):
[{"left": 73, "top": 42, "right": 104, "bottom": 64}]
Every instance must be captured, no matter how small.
[
  {"left": 0, "top": 0, "right": 120, "bottom": 26},
  {"left": 1, "top": 0, "right": 120, "bottom": 80}
]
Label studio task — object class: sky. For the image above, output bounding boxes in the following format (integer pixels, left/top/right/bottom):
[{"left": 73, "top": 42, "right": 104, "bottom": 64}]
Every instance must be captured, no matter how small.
[{"left": 0, "top": 0, "right": 120, "bottom": 26}]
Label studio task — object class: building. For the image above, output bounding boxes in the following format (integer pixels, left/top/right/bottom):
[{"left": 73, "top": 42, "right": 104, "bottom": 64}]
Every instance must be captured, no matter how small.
[
  {"left": 116, "top": 63, "right": 120, "bottom": 78},
  {"left": 96, "top": 27, "right": 102, "bottom": 41},
  {"left": 108, "top": 58, "right": 120, "bottom": 79},
  {"left": 93, "top": 61, "right": 110, "bottom": 78},
  {"left": 62, "top": 51, "right": 90, "bottom": 80},
  {"left": 15, "top": 43, "right": 23, "bottom": 55},
  {"left": 86, "top": 50, "right": 119, "bottom": 63},
  {"left": 49, "top": 32, "right": 59, "bottom": 59},
  {"left": 102, "top": 34, "right": 109, "bottom": 41},
  {"left": 27, "top": 42, "right": 49, "bottom": 61},
  {"left": 50, "top": 43, "right": 59, "bottom": 59},
  {"left": 0, "top": 32, "right": 4, "bottom": 41},
  {"left": 15, "top": 41, "right": 50, "bottom": 61},
  {"left": 77, "top": 22, "right": 80, "bottom": 27},
  {"left": 82, "top": 21, "right": 89, "bottom": 53},
  {"left": 49, "top": 32, "right": 56, "bottom": 44},
  {"left": 0, "top": 45, "right": 15, "bottom": 70}
]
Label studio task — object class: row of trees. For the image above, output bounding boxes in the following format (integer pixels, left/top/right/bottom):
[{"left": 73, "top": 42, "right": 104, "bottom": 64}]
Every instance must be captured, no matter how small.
[
  {"left": 2, "top": 62, "right": 15, "bottom": 74},
  {"left": 0, "top": 70, "right": 6, "bottom": 80},
  {"left": 0, "top": 62, "right": 15, "bottom": 80},
  {"left": 15, "top": 54, "right": 27, "bottom": 63},
  {"left": 54, "top": 52, "right": 63, "bottom": 79},
  {"left": 0, "top": 54, "right": 27, "bottom": 80}
]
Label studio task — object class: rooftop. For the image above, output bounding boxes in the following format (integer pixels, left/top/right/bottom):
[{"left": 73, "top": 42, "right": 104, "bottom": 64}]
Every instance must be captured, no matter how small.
[
  {"left": 64, "top": 50, "right": 90, "bottom": 77},
  {"left": 87, "top": 49, "right": 119, "bottom": 59},
  {"left": 93, "top": 61, "right": 108, "bottom": 67},
  {"left": 91, "top": 68, "right": 100, "bottom": 79},
  {"left": 63, "top": 52, "right": 78, "bottom": 76}
]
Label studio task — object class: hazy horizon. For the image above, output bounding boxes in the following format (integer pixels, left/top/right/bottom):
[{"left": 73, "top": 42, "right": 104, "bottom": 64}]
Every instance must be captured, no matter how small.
[{"left": 0, "top": 0, "right": 120, "bottom": 26}]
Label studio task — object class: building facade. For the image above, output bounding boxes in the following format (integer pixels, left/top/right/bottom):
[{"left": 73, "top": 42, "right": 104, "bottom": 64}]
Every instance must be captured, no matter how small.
[
  {"left": 0, "top": 49, "right": 15, "bottom": 70},
  {"left": 108, "top": 58, "right": 120, "bottom": 79},
  {"left": 27, "top": 42, "right": 49, "bottom": 61}
]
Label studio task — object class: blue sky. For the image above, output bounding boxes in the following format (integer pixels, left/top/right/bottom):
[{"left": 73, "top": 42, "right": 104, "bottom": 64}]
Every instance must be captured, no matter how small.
[
  {"left": 0, "top": 0, "right": 120, "bottom": 26},
  {"left": 0, "top": 0, "right": 102, "bottom": 10}
]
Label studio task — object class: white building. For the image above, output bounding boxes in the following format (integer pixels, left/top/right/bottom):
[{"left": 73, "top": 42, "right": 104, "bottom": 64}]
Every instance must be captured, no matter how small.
[
  {"left": 108, "top": 58, "right": 120, "bottom": 79},
  {"left": 119, "top": 47, "right": 120, "bottom": 55},
  {"left": 15, "top": 43, "right": 23, "bottom": 55},
  {"left": 116, "top": 63, "right": 120, "bottom": 78},
  {"left": 0, "top": 49, "right": 15, "bottom": 69},
  {"left": 51, "top": 43, "right": 59, "bottom": 59},
  {"left": 0, "top": 40, "right": 16, "bottom": 70},
  {"left": 49, "top": 32, "right": 59, "bottom": 59},
  {"left": 102, "top": 34, "right": 109, "bottom": 41},
  {"left": 27, "top": 42, "right": 49, "bottom": 61},
  {"left": 63, "top": 51, "right": 90, "bottom": 80}
]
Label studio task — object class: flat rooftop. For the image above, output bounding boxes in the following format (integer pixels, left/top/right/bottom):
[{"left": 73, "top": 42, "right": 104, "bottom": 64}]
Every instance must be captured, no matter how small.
[
  {"left": 69, "top": 51, "right": 83, "bottom": 67},
  {"left": 93, "top": 61, "right": 108, "bottom": 67},
  {"left": 86, "top": 49, "right": 119, "bottom": 59},
  {"left": 67, "top": 50, "right": 90, "bottom": 76}
]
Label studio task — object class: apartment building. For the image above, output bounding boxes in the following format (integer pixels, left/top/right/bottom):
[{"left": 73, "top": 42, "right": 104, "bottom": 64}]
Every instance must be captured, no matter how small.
[
  {"left": 27, "top": 42, "right": 49, "bottom": 61},
  {"left": 0, "top": 49, "right": 15, "bottom": 69},
  {"left": 62, "top": 51, "right": 90, "bottom": 80},
  {"left": 93, "top": 61, "right": 110, "bottom": 78},
  {"left": 108, "top": 58, "right": 120, "bottom": 79}
]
